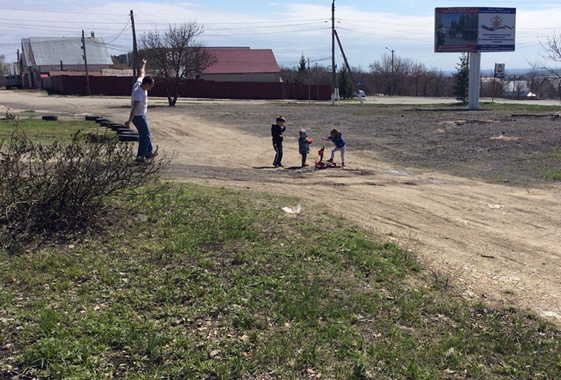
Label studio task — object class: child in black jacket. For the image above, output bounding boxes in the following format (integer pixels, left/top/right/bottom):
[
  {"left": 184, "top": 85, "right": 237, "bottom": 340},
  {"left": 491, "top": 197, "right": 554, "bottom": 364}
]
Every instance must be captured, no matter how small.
[{"left": 271, "top": 116, "right": 286, "bottom": 167}]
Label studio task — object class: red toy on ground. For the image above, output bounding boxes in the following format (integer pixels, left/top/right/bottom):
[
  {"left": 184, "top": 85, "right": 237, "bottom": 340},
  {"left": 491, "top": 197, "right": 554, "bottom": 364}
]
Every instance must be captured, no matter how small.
[{"left": 315, "top": 146, "right": 337, "bottom": 169}]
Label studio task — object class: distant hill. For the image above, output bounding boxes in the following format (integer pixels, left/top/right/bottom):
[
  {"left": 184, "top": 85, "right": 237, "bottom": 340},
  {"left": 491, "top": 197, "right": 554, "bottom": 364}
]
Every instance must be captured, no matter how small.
[
  {"left": 442, "top": 68, "right": 547, "bottom": 77},
  {"left": 481, "top": 68, "right": 538, "bottom": 76}
]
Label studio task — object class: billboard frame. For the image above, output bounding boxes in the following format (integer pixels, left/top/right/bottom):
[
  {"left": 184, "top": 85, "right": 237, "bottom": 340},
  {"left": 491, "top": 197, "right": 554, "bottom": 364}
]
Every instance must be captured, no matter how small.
[{"left": 435, "top": 7, "right": 516, "bottom": 53}]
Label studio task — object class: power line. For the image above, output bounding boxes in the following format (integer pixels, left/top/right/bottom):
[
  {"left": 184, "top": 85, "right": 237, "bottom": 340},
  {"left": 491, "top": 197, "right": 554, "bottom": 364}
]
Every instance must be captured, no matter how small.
[
  {"left": 0, "top": 17, "right": 129, "bottom": 25},
  {"left": 134, "top": 22, "right": 329, "bottom": 34},
  {"left": 336, "top": 26, "right": 429, "bottom": 43},
  {"left": 103, "top": 20, "right": 131, "bottom": 45},
  {"left": 310, "top": 57, "right": 332, "bottom": 63},
  {"left": 134, "top": 21, "right": 329, "bottom": 34},
  {"left": 0, "top": 36, "right": 132, "bottom": 54},
  {"left": 0, "top": 6, "right": 126, "bottom": 16},
  {"left": 338, "top": 18, "right": 430, "bottom": 28},
  {"left": 201, "top": 26, "right": 331, "bottom": 37},
  {"left": 70, "top": 0, "right": 97, "bottom": 13},
  {"left": 0, "top": 17, "right": 327, "bottom": 30},
  {"left": 0, "top": 22, "right": 128, "bottom": 33},
  {"left": 136, "top": 18, "right": 329, "bottom": 26},
  {"left": 201, "top": 21, "right": 328, "bottom": 32},
  {"left": 337, "top": 21, "right": 433, "bottom": 37},
  {"left": 0, "top": 21, "right": 330, "bottom": 36}
]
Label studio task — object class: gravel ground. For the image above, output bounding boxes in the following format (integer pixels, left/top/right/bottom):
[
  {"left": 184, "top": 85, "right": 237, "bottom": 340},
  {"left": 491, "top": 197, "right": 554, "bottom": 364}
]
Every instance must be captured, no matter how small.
[{"left": 176, "top": 101, "right": 561, "bottom": 186}]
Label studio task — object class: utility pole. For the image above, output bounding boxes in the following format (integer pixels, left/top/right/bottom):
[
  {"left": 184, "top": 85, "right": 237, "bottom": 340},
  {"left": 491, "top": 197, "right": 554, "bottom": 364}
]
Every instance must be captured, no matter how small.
[
  {"left": 315, "top": 63, "right": 319, "bottom": 100},
  {"left": 81, "top": 30, "right": 91, "bottom": 96},
  {"left": 385, "top": 47, "right": 394, "bottom": 95},
  {"left": 331, "top": 0, "right": 336, "bottom": 105},
  {"left": 308, "top": 58, "right": 311, "bottom": 103},
  {"left": 130, "top": 10, "right": 138, "bottom": 78}
]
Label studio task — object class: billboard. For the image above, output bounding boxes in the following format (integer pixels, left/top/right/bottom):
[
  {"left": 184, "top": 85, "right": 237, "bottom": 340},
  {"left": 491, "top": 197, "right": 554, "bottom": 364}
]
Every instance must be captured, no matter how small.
[
  {"left": 494, "top": 63, "right": 505, "bottom": 78},
  {"left": 435, "top": 7, "right": 515, "bottom": 53}
]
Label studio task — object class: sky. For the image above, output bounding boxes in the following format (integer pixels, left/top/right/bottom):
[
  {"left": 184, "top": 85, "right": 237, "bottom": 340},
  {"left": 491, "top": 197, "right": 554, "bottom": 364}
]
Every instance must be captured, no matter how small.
[{"left": 2, "top": 0, "right": 561, "bottom": 75}]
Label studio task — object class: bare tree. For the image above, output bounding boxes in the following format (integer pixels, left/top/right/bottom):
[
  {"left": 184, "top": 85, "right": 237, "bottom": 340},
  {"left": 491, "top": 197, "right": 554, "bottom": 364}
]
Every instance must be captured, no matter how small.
[
  {"left": 0, "top": 55, "right": 11, "bottom": 86},
  {"left": 367, "top": 54, "right": 453, "bottom": 97},
  {"left": 528, "top": 35, "right": 561, "bottom": 79},
  {"left": 281, "top": 64, "right": 332, "bottom": 85},
  {"left": 538, "top": 34, "right": 561, "bottom": 64},
  {"left": 140, "top": 23, "right": 216, "bottom": 106},
  {"left": 528, "top": 36, "right": 561, "bottom": 101},
  {"left": 432, "top": 70, "right": 452, "bottom": 97},
  {"left": 524, "top": 70, "right": 543, "bottom": 94},
  {"left": 410, "top": 62, "right": 427, "bottom": 97},
  {"left": 369, "top": 54, "right": 412, "bottom": 96},
  {"left": 481, "top": 77, "right": 505, "bottom": 98}
]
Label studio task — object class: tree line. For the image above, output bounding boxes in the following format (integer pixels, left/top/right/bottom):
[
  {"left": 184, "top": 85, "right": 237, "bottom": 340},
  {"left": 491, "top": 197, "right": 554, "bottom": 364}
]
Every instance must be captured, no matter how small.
[{"left": 280, "top": 53, "right": 454, "bottom": 99}]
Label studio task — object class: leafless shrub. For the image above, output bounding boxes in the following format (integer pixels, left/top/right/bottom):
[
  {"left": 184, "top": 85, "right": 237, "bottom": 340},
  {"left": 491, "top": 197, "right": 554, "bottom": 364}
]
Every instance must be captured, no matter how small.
[
  {"left": 431, "top": 269, "right": 453, "bottom": 289},
  {"left": 0, "top": 126, "right": 169, "bottom": 248}
]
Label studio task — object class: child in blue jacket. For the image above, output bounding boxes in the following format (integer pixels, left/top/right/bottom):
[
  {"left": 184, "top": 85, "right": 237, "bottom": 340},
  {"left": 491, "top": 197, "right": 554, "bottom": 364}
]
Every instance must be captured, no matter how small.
[
  {"left": 322, "top": 128, "right": 346, "bottom": 166},
  {"left": 298, "top": 129, "right": 313, "bottom": 167}
]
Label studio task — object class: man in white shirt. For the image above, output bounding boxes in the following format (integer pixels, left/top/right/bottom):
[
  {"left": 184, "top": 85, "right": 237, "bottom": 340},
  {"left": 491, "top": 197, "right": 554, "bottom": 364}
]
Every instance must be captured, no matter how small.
[{"left": 125, "top": 58, "right": 156, "bottom": 160}]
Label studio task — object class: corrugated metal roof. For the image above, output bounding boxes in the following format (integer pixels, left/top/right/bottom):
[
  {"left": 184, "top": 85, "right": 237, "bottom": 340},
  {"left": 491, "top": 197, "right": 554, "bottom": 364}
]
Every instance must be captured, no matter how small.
[
  {"left": 202, "top": 48, "right": 279, "bottom": 75},
  {"left": 24, "top": 37, "right": 113, "bottom": 66},
  {"left": 21, "top": 38, "right": 31, "bottom": 67}
]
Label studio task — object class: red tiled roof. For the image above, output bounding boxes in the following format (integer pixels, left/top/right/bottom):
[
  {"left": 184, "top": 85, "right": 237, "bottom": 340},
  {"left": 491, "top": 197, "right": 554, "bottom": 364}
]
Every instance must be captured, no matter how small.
[{"left": 202, "top": 48, "right": 280, "bottom": 75}]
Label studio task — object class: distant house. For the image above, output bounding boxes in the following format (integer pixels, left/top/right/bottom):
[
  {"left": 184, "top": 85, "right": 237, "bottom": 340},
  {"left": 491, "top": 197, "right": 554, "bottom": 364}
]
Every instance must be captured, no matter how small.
[
  {"left": 535, "top": 76, "right": 561, "bottom": 100},
  {"left": 503, "top": 80, "right": 530, "bottom": 99},
  {"left": 20, "top": 34, "right": 113, "bottom": 89},
  {"left": 199, "top": 47, "right": 280, "bottom": 82}
]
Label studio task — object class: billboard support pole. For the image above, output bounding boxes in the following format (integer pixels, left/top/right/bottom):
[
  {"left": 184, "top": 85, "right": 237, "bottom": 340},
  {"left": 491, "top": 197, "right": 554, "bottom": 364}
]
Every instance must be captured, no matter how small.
[{"left": 469, "top": 52, "right": 481, "bottom": 109}]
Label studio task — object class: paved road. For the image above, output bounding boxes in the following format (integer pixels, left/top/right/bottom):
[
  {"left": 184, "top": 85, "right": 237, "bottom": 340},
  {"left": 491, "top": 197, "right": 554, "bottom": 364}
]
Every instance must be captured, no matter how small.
[
  {"left": 1, "top": 89, "right": 560, "bottom": 110},
  {"left": 364, "top": 95, "right": 561, "bottom": 106}
]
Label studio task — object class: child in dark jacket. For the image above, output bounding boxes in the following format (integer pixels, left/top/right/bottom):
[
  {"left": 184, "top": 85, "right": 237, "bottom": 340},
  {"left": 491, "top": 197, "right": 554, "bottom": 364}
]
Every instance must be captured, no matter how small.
[
  {"left": 271, "top": 116, "right": 286, "bottom": 167},
  {"left": 322, "top": 128, "right": 346, "bottom": 166},
  {"left": 298, "top": 129, "right": 313, "bottom": 167}
]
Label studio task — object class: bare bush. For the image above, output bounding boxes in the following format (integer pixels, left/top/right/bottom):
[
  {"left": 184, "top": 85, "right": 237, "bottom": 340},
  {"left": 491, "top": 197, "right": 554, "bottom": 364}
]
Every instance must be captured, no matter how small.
[{"left": 0, "top": 126, "right": 168, "bottom": 247}]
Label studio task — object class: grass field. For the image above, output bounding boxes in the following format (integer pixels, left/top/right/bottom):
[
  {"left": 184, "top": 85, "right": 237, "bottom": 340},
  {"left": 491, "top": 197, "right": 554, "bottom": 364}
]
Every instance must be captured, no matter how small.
[
  {"left": 1, "top": 181, "right": 560, "bottom": 379},
  {"left": 0, "top": 117, "right": 107, "bottom": 143}
]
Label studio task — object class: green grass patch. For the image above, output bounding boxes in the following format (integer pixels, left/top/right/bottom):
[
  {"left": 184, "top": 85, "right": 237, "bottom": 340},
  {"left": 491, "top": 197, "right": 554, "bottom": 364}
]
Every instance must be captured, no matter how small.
[
  {"left": 528, "top": 149, "right": 561, "bottom": 180},
  {"left": 1, "top": 183, "right": 560, "bottom": 379},
  {"left": 0, "top": 117, "right": 106, "bottom": 143},
  {"left": 481, "top": 102, "right": 561, "bottom": 111}
]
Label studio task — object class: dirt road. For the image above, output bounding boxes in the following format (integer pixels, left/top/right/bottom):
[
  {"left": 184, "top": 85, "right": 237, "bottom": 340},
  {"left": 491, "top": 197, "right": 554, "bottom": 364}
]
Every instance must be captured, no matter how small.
[{"left": 1, "top": 90, "right": 560, "bottom": 325}]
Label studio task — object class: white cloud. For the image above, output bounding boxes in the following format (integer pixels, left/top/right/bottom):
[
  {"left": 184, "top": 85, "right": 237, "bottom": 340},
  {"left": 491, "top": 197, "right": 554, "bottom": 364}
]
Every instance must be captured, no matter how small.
[{"left": 3, "top": 1, "right": 561, "bottom": 71}]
